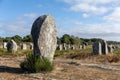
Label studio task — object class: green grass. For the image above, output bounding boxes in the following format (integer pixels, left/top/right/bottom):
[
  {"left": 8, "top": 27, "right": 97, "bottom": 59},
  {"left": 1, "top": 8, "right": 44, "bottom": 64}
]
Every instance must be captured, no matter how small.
[
  {"left": 0, "top": 48, "right": 33, "bottom": 57},
  {"left": 20, "top": 53, "right": 53, "bottom": 73},
  {"left": 113, "top": 48, "right": 120, "bottom": 56}
]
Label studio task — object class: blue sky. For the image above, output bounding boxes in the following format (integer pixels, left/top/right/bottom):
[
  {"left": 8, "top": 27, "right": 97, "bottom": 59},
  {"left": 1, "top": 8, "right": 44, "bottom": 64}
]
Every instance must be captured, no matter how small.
[{"left": 0, "top": 0, "right": 120, "bottom": 41}]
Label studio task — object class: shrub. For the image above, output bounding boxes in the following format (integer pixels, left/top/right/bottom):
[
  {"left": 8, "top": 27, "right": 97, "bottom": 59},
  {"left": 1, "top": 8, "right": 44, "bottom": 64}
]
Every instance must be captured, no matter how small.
[
  {"left": 106, "top": 54, "right": 119, "bottom": 63},
  {"left": 20, "top": 53, "right": 53, "bottom": 73}
]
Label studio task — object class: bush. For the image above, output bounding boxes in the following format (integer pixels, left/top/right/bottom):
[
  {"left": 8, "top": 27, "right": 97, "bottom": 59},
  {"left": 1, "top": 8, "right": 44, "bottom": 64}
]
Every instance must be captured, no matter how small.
[{"left": 20, "top": 53, "right": 53, "bottom": 73}]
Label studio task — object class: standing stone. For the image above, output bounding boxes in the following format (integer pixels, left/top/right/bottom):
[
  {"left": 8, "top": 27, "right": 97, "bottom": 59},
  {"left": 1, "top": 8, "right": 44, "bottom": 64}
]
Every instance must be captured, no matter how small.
[
  {"left": 31, "top": 14, "right": 57, "bottom": 62},
  {"left": 21, "top": 43, "right": 27, "bottom": 50},
  {"left": 101, "top": 40, "right": 108, "bottom": 55},
  {"left": 29, "top": 43, "right": 33, "bottom": 50},
  {"left": 84, "top": 42, "right": 88, "bottom": 46},
  {"left": 112, "top": 45, "right": 116, "bottom": 50},
  {"left": 56, "top": 44, "right": 62, "bottom": 51},
  {"left": 108, "top": 45, "right": 113, "bottom": 53},
  {"left": 79, "top": 45, "right": 82, "bottom": 50},
  {"left": 82, "top": 44, "right": 86, "bottom": 49},
  {"left": 63, "top": 43, "right": 67, "bottom": 50},
  {"left": 6, "top": 40, "right": 17, "bottom": 52},
  {"left": 3, "top": 42, "right": 7, "bottom": 49},
  {"left": 68, "top": 44, "right": 71, "bottom": 50},
  {"left": 93, "top": 41, "right": 102, "bottom": 55},
  {"left": 71, "top": 45, "right": 75, "bottom": 50}
]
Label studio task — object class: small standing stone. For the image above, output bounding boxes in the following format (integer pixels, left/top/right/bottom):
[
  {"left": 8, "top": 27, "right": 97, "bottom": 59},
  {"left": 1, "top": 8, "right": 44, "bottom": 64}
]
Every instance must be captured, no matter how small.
[
  {"left": 29, "top": 43, "right": 33, "bottom": 50},
  {"left": 21, "top": 43, "right": 27, "bottom": 50},
  {"left": 71, "top": 45, "right": 75, "bottom": 50},
  {"left": 56, "top": 44, "right": 63, "bottom": 51},
  {"left": 101, "top": 40, "right": 108, "bottom": 55},
  {"left": 6, "top": 40, "right": 18, "bottom": 52},
  {"left": 108, "top": 45, "right": 113, "bottom": 53},
  {"left": 82, "top": 44, "right": 86, "bottom": 49},
  {"left": 79, "top": 45, "right": 82, "bottom": 50},
  {"left": 68, "top": 44, "right": 71, "bottom": 49},
  {"left": 3, "top": 42, "right": 7, "bottom": 49},
  {"left": 63, "top": 43, "right": 67, "bottom": 50}
]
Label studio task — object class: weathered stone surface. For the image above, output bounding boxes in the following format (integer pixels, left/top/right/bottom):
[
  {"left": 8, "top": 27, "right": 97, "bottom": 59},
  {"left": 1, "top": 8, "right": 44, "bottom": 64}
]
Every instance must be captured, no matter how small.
[
  {"left": 6, "top": 40, "right": 17, "bottom": 52},
  {"left": 101, "top": 40, "right": 108, "bottom": 55},
  {"left": 21, "top": 43, "right": 27, "bottom": 50},
  {"left": 31, "top": 14, "right": 57, "bottom": 62},
  {"left": 93, "top": 41, "right": 102, "bottom": 55}
]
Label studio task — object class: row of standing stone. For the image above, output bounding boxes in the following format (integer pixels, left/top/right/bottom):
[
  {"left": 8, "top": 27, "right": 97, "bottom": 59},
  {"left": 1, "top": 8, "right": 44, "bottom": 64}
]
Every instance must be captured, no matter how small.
[
  {"left": 56, "top": 43, "right": 87, "bottom": 51},
  {"left": 2, "top": 40, "right": 33, "bottom": 52},
  {"left": 93, "top": 40, "right": 119, "bottom": 55}
]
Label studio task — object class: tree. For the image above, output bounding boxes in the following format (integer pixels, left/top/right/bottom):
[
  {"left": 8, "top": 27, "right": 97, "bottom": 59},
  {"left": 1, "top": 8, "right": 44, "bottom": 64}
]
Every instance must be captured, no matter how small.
[
  {"left": 3, "top": 37, "right": 12, "bottom": 42},
  {"left": 70, "top": 36, "right": 82, "bottom": 45},
  {"left": 23, "top": 34, "right": 32, "bottom": 42},
  {"left": 12, "top": 35, "right": 22, "bottom": 43},
  {"left": 57, "top": 37, "right": 61, "bottom": 44},
  {"left": 0, "top": 37, "right": 3, "bottom": 42},
  {"left": 61, "top": 34, "right": 71, "bottom": 44}
]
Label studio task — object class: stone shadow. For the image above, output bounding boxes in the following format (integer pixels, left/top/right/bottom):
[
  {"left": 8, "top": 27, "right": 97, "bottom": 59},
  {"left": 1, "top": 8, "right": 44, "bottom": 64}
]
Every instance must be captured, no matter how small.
[{"left": 0, "top": 66, "right": 24, "bottom": 74}]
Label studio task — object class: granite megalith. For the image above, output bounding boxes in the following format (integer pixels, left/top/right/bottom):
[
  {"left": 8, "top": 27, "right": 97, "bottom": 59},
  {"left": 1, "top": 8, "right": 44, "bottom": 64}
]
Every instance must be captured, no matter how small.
[
  {"left": 31, "top": 14, "right": 57, "bottom": 62},
  {"left": 21, "top": 43, "right": 27, "bottom": 50},
  {"left": 93, "top": 41, "right": 102, "bottom": 55},
  {"left": 6, "top": 40, "right": 18, "bottom": 52}
]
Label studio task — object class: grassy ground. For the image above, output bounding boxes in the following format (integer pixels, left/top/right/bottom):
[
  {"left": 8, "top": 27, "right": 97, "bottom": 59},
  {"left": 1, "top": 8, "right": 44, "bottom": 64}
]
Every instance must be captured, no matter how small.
[
  {"left": 0, "top": 46, "right": 120, "bottom": 80},
  {"left": 55, "top": 45, "right": 120, "bottom": 63},
  {"left": 0, "top": 48, "right": 32, "bottom": 57}
]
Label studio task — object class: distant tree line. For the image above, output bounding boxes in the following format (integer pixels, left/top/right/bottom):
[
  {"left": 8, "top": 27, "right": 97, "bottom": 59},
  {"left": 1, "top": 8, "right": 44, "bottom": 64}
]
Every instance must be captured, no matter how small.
[
  {"left": 0, "top": 34, "right": 119, "bottom": 45},
  {"left": 0, "top": 35, "right": 32, "bottom": 44},
  {"left": 57, "top": 34, "right": 103, "bottom": 45}
]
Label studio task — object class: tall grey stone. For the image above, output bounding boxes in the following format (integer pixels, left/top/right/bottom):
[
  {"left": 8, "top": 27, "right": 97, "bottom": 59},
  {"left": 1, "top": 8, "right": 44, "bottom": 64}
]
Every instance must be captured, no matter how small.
[
  {"left": 31, "top": 14, "right": 57, "bottom": 62},
  {"left": 101, "top": 40, "right": 108, "bottom": 55},
  {"left": 93, "top": 41, "right": 102, "bottom": 55},
  {"left": 6, "top": 40, "right": 17, "bottom": 52},
  {"left": 21, "top": 43, "right": 27, "bottom": 50}
]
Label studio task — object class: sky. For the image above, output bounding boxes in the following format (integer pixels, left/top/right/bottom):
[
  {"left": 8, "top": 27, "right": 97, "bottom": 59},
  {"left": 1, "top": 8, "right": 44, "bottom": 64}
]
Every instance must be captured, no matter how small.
[{"left": 0, "top": 0, "right": 120, "bottom": 41}]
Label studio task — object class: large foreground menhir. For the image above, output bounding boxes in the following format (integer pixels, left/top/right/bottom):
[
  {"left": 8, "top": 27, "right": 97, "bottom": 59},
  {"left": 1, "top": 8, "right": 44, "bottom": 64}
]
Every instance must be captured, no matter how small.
[{"left": 31, "top": 14, "right": 57, "bottom": 62}]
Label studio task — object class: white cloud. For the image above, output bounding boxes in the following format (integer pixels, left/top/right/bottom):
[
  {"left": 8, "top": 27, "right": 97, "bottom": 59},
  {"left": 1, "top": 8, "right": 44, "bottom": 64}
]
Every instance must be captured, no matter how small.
[
  {"left": 104, "top": 7, "right": 120, "bottom": 22},
  {"left": 70, "top": 3, "right": 107, "bottom": 15},
  {"left": 18, "top": 13, "right": 38, "bottom": 20},
  {"left": 0, "top": 20, "right": 31, "bottom": 37},
  {"left": 57, "top": 21, "right": 120, "bottom": 41},
  {"left": 83, "top": 13, "right": 89, "bottom": 18},
  {"left": 0, "top": 13, "right": 38, "bottom": 37},
  {"left": 60, "top": 0, "right": 120, "bottom": 17}
]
